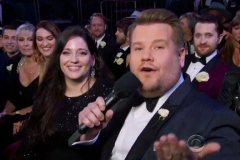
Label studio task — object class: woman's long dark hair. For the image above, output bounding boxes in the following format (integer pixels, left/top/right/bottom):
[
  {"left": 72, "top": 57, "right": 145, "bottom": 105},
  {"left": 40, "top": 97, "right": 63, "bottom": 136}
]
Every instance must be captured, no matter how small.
[{"left": 28, "top": 26, "right": 102, "bottom": 143}]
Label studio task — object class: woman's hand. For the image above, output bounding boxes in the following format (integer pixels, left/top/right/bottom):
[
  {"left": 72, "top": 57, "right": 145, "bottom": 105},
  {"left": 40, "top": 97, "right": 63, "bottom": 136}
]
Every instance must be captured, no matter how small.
[{"left": 13, "top": 121, "right": 23, "bottom": 135}]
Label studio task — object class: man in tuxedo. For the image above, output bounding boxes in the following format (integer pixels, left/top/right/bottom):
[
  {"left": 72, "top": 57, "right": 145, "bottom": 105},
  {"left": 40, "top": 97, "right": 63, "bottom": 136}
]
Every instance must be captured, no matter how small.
[
  {"left": 90, "top": 13, "right": 117, "bottom": 66},
  {"left": 0, "top": 24, "right": 21, "bottom": 111},
  {"left": 108, "top": 18, "right": 134, "bottom": 80},
  {"left": 77, "top": 9, "right": 240, "bottom": 160},
  {"left": 182, "top": 15, "right": 232, "bottom": 100}
]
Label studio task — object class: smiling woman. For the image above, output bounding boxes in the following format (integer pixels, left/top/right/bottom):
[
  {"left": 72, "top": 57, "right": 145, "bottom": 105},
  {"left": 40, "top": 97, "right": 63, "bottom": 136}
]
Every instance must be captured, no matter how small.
[
  {"left": 33, "top": 20, "right": 61, "bottom": 82},
  {"left": 14, "top": 26, "right": 114, "bottom": 159}
]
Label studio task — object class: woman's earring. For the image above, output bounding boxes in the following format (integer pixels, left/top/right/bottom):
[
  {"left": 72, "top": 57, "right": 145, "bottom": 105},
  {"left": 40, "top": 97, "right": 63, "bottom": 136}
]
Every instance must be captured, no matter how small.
[{"left": 90, "top": 66, "right": 95, "bottom": 78}]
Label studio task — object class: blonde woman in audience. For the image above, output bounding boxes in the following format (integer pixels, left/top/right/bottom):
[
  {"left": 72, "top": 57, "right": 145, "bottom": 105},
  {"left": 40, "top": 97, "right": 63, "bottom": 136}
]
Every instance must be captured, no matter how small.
[
  {"left": 0, "top": 23, "right": 40, "bottom": 123},
  {"left": 0, "top": 24, "right": 42, "bottom": 156},
  {"left": 221, "top": 15, "right": 240, "bottom": 71},
  {"left": 33, "top": 20, "right": 61, "bottom": 81}
]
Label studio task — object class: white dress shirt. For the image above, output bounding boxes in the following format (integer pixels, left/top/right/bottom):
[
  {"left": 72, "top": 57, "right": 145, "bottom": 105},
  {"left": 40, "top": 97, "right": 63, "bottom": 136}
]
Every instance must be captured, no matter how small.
[
  {"left": 186, "top": 50, "right": 217, "bottom": 81},
  {"left": 111, "top": 74, "right": 184, "bottom": 160},
  {"left": 95, "top": 34, "right": 105, "bottom": 48}
]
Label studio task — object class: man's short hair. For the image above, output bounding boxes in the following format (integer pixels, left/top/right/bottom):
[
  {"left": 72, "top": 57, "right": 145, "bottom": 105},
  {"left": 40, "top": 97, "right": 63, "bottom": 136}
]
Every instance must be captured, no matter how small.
[
  {"left": 129, "top": 9, "right": 185, "bottom": 50},
  {"left": 116, "top": 18, "right": 135, "bottom": 36},
  {"left": 193, "top": 15, "right": 224, "bottom": 37},
  {"left": 2, "top": 24, "right": 18, "bottom": 35},
  {"left": 90, "top": 13, "right": 108, "bottom": 24}
]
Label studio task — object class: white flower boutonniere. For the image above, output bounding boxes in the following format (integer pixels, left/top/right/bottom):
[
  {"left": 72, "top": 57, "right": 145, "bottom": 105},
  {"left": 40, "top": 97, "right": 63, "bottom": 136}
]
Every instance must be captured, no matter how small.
[
  {"left": 196, "top": 71, "right": 209, "bottom": 82},
  {"left": 100, "top": 41, "right": 106, "bottom": 48},
  {"left": 158, "top": 109, "right": 169, "bottom": 121},
  {"left": 116, "top": 58, "right": 124, "bottom": 65},
  {"left": 6, "top": 64, "right": 13, "bottom": 71}
]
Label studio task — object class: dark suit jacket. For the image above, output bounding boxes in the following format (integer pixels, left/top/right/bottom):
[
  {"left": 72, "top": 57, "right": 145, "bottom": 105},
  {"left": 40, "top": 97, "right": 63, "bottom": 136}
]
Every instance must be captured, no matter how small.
[
  {"left": 97, "top": 34, "right": 118, "bottom": 67},
  {"left": 218, "top": 71, "right": 240, "bottom": 115},
  {"left": 108, "top": 47, "right": 130, "bottom": 80},
  {"left": 0, "top": 52, "right": 21, "bottom": 110},
  {"left": 77, "top": 76, "right": 240, "bottom": 160},
  {"left": 182, "top": 53, "right": 232, "bottom": 99}
]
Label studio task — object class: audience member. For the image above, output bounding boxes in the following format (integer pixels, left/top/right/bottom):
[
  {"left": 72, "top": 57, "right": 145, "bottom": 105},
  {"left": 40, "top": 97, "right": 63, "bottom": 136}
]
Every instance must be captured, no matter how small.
[
  {"left": 1, "top": 23, "right": 41, "bottom": 131},
  {"left": 221, "top": 15, "right": 240, "bottom": 71},
  {"left": 218, "top": 71, "right": 240, "bottom": 116},
  {"left": 199, "top": 1, "right": 232, "bottom": 51},
  {"left": 201, "top": 1, "right": 232, "bottom": 23},
  {"left": 0, "top": 24, "right": 21, "bottom": 154},
  {"left": 180, "top": 12, "right": 200, "bottom": 55},
  {"left": 108, "top": 18, "right": 134, "bottom": 80},
  {"left": 0, "top": 24, "right": 21, "bottom": 111},
  {"left": 34, "top": 20, "right": 61, "bottom": 82},
  {"left": 77, "top": 9, "right": 240, "bottom": 160},
  {"left": 14, "top": 26, "right": 114, "bottom": 159},
  {"left": 0, "top": 23, "right": 41, "bottom": 157},
  {"left": 90, "top": 13, "right": 117, "bottom": 66},
  {"left": 182, "top": 15, "right": 232, "bottom": 99}
]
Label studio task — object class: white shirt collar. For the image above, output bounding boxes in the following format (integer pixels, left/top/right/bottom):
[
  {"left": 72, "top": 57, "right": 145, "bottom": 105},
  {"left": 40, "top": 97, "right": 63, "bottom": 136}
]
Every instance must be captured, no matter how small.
[
  {"left": 121, "top": 45, "right": 129, "bottom": 51},
  {"left": 195, "top": 50, "right": 218, "bottom": 63},
  {"left": 95, "top": 34, "right": 106, "bottom": 48}
]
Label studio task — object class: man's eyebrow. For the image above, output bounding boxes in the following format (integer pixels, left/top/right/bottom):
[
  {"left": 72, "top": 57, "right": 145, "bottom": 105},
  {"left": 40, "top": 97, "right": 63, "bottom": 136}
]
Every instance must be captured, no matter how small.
[
  {"left": 132, "top": 39, "right": 167, "bottom": 45},
  {"left": 152, "top": 39, "right": 168, "bottom": 44},
  {"left": 132, "top": 41, "right": 142, "bottom": 46}
]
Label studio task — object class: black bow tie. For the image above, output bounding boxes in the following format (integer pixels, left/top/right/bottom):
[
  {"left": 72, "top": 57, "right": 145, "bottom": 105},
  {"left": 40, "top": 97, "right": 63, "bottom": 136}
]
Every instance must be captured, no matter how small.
[
  {"left": 131, "top": 92, "right": 159, "bottom": 112},
  {"left": 191, "top": 55, "right": 206, "bottom": 65}
]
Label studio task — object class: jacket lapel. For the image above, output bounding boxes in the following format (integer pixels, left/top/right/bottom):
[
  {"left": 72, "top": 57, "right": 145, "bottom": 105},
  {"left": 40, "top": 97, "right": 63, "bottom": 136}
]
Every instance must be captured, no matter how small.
[
  {"left": 192, "top": 54, "right": 221, "bottom": 88},
  {"left": 125, "top": 75, "right": 192, "bottom": 160},
  {"left": 182, "top": 54, "right": 193, "bottom": 73},
  {"left": 125, "top": 101, "right": 177, "bottom": 160}
]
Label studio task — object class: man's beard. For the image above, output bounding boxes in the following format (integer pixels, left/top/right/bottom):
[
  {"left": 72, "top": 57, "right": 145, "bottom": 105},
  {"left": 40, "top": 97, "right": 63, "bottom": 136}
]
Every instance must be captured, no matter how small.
[
  {"left": 195, "top": 45, "right": 217, "bottom": 57},
  {"left": 117, "top": 37, "right": 126, "bottom": 45}
]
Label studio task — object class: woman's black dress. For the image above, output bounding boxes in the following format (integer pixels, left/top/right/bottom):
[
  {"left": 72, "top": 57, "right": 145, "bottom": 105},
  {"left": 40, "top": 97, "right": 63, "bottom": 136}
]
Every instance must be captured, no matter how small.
[{"left": 14, "top": 76, "right": 114, "bottom": 160}]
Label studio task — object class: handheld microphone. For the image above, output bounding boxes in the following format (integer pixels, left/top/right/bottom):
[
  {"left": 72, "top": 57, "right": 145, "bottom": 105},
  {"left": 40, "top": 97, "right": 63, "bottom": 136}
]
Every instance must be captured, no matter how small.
[{"left": 68, "top": 71, "right": 141, "bottom": 146}]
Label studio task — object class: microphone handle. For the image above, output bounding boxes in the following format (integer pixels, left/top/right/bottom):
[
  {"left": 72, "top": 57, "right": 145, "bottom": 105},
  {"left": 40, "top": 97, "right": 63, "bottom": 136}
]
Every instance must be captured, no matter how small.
[
  {"left": 68, "top": 92, "right": 120, "bottom": 146},
  {"left": 77, "top": 93, "right": 120, "bottom": 134}
]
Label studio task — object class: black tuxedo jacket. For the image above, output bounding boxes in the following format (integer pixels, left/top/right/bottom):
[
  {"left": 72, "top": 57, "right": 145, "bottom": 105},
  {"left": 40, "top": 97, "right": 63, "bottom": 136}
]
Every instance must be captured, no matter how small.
[
  {"left": 0, "top": 52, "right": 21, "bottom": 109},
  {"left": 77, "top": 76, "right": 240, "bottom": 160},
  {"left": 97, "top": 34, "right": 117, "bottom": 66},
  {"left": 182, "top": 53, "right": 232, "bottom": 99},
  {"left": 108, "top": 47, "right": 130, "bottom": 80}
]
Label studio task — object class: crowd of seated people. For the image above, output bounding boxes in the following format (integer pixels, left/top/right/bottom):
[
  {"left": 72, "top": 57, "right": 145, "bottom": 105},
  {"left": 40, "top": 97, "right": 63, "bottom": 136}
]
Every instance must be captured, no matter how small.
[{"left": 0, "top": 0, "right": 240, "bottom": 159}]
